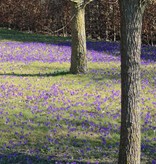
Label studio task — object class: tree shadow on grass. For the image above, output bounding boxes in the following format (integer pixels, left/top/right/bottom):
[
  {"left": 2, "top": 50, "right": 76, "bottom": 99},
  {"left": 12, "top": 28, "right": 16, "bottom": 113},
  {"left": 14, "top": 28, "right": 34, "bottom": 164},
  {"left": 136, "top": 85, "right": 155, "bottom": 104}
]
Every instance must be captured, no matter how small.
[
  {"left": 0, "top": 151, "right": 116, "bottom": 164},
  {"left": 0, "top": 96, "right": 154, "bottom": 163},
  {"left": 0, "top": 132, "right": 118, "bottom": 164},
  {"left": 0, "top": 66, "right": 155, "bottom": 88},
  {"left": 90, "top": 68, "right": 121, "bottom": 81},
  {"left": 57, "top": 42, "right": 156, "bottom": 62},
  {"left": 0, "top": 70, "right": 121, "bottom": 84},
  {"left": 0, "top": 124, "right": 117, "bottom": 163},
  {"left": 0, "top": 65, "right": 121, "bottom": 81},
  {"left": 0, "top": 128, "right": 153, "bottom": 164},
  {"left": 0, "top": 71, "right": 71, "bottom": 77}
]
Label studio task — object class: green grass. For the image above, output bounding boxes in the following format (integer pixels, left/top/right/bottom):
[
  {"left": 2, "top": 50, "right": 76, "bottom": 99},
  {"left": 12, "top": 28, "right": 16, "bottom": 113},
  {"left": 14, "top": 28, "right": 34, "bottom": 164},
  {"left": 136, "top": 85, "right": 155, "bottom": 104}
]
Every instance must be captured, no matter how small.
[
  {"left": 0, "top": 28, "right": 155, "bottom": 163},
  {"left": 0, "top": 62, "right": 120, "bottom": 163},
  {"left": 0, "top": 61, "right": 155, "bottom": 163}
]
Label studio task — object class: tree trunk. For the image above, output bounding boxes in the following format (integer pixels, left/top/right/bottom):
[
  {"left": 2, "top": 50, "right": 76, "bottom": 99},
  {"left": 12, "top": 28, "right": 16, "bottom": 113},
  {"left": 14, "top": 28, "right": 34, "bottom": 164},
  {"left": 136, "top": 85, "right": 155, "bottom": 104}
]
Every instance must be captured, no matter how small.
[
  {"left": 118, "top": 1, "right": 146, "bottom": 164},
  {"left": 70, "top": 1, "right": 87, "bottom": 74}
]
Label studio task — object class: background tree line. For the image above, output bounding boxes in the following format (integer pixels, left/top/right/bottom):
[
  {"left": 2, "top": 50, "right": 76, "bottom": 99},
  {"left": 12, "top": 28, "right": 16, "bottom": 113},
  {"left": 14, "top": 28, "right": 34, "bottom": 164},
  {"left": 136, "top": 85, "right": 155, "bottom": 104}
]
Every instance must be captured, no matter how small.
[{"left": 0, "top": 0, "right": 155, "bottom": 45}]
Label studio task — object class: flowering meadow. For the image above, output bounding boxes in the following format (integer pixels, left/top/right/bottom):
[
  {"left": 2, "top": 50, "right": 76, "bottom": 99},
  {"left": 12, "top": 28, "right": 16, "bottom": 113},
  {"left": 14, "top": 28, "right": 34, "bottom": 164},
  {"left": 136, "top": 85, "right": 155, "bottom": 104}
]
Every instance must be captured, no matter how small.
[{"left": 0, "top": 30, "right": 156, "bottom": 163}]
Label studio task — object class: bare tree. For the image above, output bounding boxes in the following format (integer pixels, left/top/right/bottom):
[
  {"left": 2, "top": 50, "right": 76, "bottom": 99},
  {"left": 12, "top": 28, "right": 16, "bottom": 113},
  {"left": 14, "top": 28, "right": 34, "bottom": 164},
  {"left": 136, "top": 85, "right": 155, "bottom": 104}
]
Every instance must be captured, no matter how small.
[
  {"left": 70, "top": 0, "right": 93, "bottom": 74},
  {"left": 118, "top": 0, "right": 148, "bottom": 163}
]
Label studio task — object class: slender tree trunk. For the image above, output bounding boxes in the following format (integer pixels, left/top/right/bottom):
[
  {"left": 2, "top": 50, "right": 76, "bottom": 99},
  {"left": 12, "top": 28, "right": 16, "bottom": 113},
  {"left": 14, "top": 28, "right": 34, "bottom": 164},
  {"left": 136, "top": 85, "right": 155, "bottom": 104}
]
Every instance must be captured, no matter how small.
[
  {"left": 118, "top": 1, "right": 146, "bottom": 163},
  {"left": 112, "top": 4, "right": 116, "bottom": 42},
  {"left": 70, "top": 1, "right": 87, "bottom": 74},
  {"left": 105, "top": 2, "right": 110, "bottom": 41}
]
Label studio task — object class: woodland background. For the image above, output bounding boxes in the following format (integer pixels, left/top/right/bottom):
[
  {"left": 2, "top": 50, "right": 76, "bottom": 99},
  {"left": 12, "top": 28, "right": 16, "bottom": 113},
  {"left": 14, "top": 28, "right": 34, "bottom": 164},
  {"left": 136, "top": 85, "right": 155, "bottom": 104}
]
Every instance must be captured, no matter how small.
[{"left": 0, "top": 0, "right": 155, "bottom": 45}]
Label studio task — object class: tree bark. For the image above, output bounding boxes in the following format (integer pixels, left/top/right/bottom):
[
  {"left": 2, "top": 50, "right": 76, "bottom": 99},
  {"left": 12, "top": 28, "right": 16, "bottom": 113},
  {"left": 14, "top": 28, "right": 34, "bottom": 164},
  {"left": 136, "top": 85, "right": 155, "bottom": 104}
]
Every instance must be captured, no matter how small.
[
  {"left": 70, "top": 1, "right": 87, "bottom": 74},
  {"left": 118, "top": 0, "right": 146, "bottom": 164}
]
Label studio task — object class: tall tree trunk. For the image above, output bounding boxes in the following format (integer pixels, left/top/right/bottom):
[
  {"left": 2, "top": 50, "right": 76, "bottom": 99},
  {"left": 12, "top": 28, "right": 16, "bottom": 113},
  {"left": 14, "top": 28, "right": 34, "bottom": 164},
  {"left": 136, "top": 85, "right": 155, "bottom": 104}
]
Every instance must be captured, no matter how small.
[
  {"left": 70, "top": 1, "right": 87, "bottom": 74},
  {"left": 118, "top": 0, "right": 146, "bottom": 163}
]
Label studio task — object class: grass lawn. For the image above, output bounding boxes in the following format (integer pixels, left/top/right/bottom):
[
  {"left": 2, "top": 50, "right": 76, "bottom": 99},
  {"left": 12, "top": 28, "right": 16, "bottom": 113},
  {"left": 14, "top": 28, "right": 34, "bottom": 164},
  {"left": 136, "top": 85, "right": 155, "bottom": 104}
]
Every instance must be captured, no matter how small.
[{"left": 0, "top": 28, "right": 156, "bottom": 163}]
